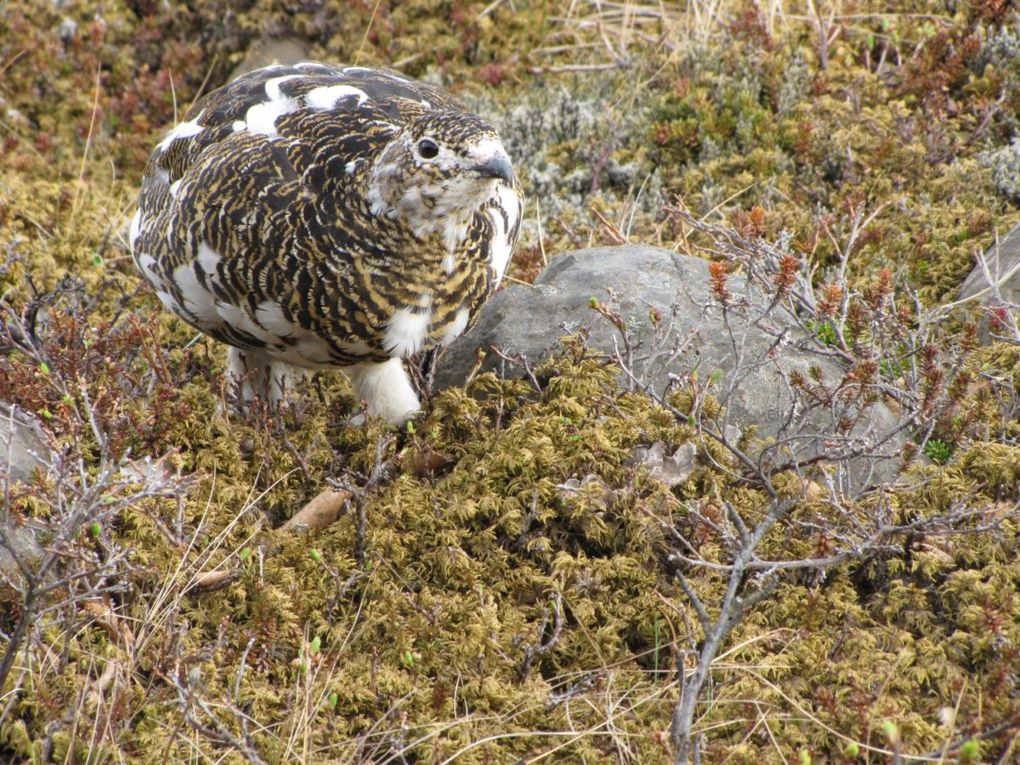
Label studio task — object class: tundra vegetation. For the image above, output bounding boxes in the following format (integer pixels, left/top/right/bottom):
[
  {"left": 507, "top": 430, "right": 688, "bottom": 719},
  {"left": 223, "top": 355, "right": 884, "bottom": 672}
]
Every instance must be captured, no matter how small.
[{"left": 1, "top": 1, "right": 1019, "bottom": 763}]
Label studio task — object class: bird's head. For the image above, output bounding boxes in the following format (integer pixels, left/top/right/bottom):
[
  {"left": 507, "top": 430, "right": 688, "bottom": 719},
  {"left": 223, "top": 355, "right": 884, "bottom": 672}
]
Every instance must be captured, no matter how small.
[{"left": 367, "top": 110, "right": 516, "bottom": 250}]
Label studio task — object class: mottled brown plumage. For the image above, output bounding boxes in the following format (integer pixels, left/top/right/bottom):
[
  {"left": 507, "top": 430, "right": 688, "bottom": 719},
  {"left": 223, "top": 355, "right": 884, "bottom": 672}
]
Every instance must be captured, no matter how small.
[{"left": 131, "top": 62, "right": 522, "bottom": 423}]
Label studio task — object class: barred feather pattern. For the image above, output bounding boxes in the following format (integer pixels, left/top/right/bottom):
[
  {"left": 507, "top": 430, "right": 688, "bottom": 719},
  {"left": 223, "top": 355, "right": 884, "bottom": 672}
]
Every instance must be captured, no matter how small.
[{"left": 131, "top": 62, "right": 523, "bottom": 423}]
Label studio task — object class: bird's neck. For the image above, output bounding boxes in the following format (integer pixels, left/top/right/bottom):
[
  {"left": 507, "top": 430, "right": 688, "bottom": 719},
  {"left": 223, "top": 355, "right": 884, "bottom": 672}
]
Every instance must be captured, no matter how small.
[{"left": 369, "top": 191, "right": 482, "bottom": 255}]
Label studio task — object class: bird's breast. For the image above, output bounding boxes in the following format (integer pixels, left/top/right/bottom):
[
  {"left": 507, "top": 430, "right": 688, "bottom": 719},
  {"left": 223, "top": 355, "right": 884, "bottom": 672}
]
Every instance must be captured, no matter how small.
[{"left": 364, "top": 242, "right": 491, "bottom": 359}]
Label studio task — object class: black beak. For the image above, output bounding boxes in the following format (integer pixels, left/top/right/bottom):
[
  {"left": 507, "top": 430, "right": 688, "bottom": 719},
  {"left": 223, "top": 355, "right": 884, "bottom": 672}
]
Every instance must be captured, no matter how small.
[{"left": 473, "top": 154, "right": 514, "bottom": 185}]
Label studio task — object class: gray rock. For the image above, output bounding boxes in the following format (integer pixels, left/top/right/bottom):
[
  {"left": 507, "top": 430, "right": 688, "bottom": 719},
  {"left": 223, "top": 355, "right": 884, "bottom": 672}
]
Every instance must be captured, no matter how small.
[
  {"left": 958, "top": 224, "right": 1020, "bottom": 341},
  {"left": 1, "top": 403, "right": 54, "bottom": 486},
  {"left": 0, "top": 523, "right": 44, "bottom": 580},
  {"left": 436, "top": 245, "right": 905, "bottom": 492},
  {"left": 1, "top": 403, "right": 53, "bottom": 577}
]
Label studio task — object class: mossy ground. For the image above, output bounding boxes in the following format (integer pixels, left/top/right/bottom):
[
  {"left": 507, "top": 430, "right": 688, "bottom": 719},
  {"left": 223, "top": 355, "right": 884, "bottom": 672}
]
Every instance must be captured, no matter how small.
[{"left": 1, "top": 1, "right": 1019, "bottom": 763}]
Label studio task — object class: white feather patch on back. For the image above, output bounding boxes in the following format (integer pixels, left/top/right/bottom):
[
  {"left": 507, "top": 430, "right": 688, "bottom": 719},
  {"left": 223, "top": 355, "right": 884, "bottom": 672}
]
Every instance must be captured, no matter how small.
[
  {"left": 305, "top": 85, "right": 368, "bottom": 110},
  {"left": 384, "top": 307, "right": 431, "bottom": 357},
  {"left": 155, "top": 114, "right": 204, "bottom": 153},
  {"left": 168, "top": 179, "right": 183, "bottom": 198},
  {"left": 245, "top": 97, "right": 295, "bottom": 136},
  {"left": 264, "top": 74, "right": 303, "bottom": 102}
]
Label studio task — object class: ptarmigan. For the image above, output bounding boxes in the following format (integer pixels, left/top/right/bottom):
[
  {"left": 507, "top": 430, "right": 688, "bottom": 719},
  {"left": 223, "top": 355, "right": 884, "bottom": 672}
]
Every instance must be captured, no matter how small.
[{"left": 130, "top": 62, "right": 522, "bottom": 424}]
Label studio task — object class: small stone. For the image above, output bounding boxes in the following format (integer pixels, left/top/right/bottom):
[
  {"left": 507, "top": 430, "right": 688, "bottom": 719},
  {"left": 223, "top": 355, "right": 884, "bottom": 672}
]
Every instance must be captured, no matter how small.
[{"left": 628, "top": 442, "right": 696, "bottom": 487}]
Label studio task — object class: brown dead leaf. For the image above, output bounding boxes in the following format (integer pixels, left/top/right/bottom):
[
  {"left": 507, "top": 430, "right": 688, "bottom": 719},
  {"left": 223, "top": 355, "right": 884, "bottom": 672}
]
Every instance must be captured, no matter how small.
[
  {"left": 280, "top": 488, "right": 351, "bottom": 533},
  {"left": 83, "top": 598, "right": 134, "bottom": 648},
  {"left": 410, "top": 447, "right": 453, "bottom": 476},
  {"left": 188, "top": 569, "right": 237, "bottom": 592}
]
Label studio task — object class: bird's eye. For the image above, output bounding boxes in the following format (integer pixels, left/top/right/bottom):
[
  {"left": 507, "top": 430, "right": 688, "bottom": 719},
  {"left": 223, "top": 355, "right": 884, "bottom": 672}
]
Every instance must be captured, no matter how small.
[{"left": 417, "top": 139, "right": 439, "bottom": 159}]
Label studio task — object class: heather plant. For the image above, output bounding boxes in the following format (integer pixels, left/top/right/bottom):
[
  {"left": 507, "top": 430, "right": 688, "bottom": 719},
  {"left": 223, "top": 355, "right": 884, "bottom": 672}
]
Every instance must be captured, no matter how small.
[{"left": 592, "top": 201, "right": 1018, "bottom": 762}]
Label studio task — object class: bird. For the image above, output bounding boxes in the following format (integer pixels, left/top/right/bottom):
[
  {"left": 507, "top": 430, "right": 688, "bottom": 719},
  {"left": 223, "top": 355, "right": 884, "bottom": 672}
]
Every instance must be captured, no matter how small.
[{"left": 130, "top": 62, "right": 523, "bottom": 424}]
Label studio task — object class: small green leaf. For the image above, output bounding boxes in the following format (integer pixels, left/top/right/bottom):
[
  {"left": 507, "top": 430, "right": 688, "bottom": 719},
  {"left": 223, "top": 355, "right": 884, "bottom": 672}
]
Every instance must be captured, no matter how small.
[
  {"left": 588, "top": 296, "right": 599, "bottom": 307},
  {"left": 239, "top": 547, "right": 252, "bottom": 562},
  {"left": 843, "top": 741, "right": 860, "bottom": 757},
  {"left": 39, "top": 408, "right": 52, "bottom": 419},
  {"left": 39, "top": 362, "right": 50, "bottom": 374},
  {"left": 91, "top": 253, "right": 103, "bottom": 266},
  {"left": 959, "top": 739, "right": 980, "bottom": 760},
  {"left": 881, "top": 720, "right": 899, "bottom": 742},
  {"left": 798, "top": 750, "right": 811, "bottom": 765},
  {"left": 310, "top": 636, "right": 321, "bottom": 655},
  {"left": 923, "top": 438, "right": 952, "bottom": 465},
  {"left": 309, "top": 548, "right": 322, "bottom": 563},
  {"left": 404, "top": 419, "right": 415, "bottom": 434},
  {"left": 401, "top": 650, "right": 415, "bottom": 668},
  {"left": 328, "top": 692, "right": 338, "bottom": 709},
  {"left": 89, "top": 521, "right": 102, "bottom": 538},
  {"left": 61, "top": 393, "right": 73, "bottom": 405},
  {"left": 816, "top": 320, "right": 837, "bottom": 345}
]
